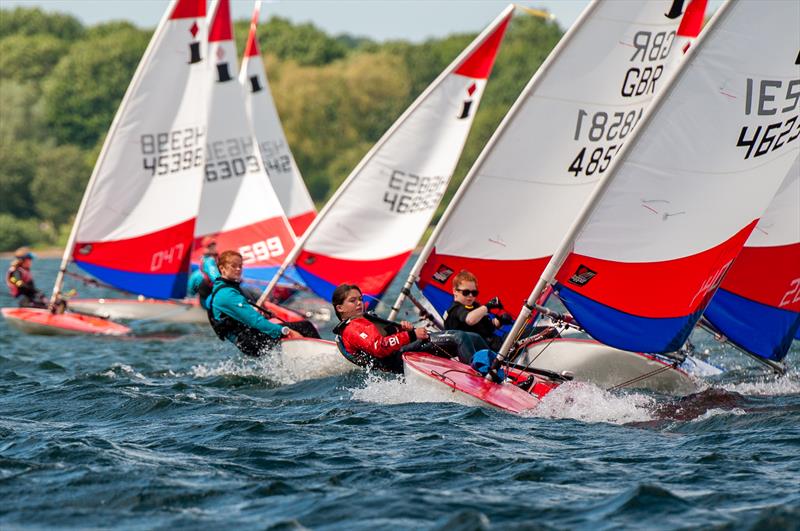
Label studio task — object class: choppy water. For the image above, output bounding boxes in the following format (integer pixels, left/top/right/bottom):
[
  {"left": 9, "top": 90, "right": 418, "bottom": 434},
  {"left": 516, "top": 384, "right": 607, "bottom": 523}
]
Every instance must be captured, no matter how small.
[{"left": 2, "top": 258, "right": 799, "bottom": 530}]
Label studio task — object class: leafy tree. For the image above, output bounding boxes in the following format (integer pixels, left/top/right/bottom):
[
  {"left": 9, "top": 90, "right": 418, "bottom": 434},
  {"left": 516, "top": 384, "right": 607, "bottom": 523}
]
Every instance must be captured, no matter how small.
[
  {"left": 272, "top": 52, "right": 410, "bottom": 202},
  {"left": 41, "top": 27, "right": 149, "bottom": 147},
  {"left": 0, "top": 140, "right": 39, "bottom": 218},
  {"left": 0, "top": 214, "right": 47, "bottom": 251},
  {"left": 30, "top": 144, "right": 91, "bottom": 227},
  {"left": 0, "top": 33, "right": 69, "bottom": 85},
  {"left": 0, "top": 7, "right": 84, "bottom": 41},
  {"left": 0, "top": 80, "right": 46, "bottom": 142},
  {"left": 233, "top": 16, "right": 349, "bottom": 66}
]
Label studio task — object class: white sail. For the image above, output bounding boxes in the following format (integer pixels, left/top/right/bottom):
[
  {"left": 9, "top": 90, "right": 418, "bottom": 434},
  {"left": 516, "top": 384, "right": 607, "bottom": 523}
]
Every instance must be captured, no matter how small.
[
  {"left": 61, "top": 0, "right": 209, "bottom": 299},
  {"left": 260, "top": 4, "right": 516, "bottom": 304},
  {"left": 395, "top": 0, "right": 709, "bottom": 319},
  {"left": 239, "top": 0, "right": 316, "bottom": 236},
  {"left": 505, "top": 0, "right": 799, "bottom": 355},
  {"left": 193, "top": 0, "right": 296, "bottom": 282}
]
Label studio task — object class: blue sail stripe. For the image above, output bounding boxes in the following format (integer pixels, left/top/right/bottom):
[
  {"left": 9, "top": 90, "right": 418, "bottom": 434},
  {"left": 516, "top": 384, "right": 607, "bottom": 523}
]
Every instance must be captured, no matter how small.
[
  {"left": 76, "top": 261, "right": 188, "bottom": 300},
  {"left": 704, "top": 288, "right": 800, "bottom": 362},
  {"left": 556, "top": 283, "right": 701, "bottom": 353}
]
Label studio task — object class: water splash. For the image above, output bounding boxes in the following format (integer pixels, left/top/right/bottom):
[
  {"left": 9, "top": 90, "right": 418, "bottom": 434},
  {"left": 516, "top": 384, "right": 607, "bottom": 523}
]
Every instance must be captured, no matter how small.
[
  {"left": 721, "top": 371, "right": 800, "bottom": 396},
  {"left": 349, "top": 371, "right": 478, "bottom": 407},
  {"left": 534, "top": 381, "right": 655, "bottom": 424},
  {"left": 190, "top": 351, "right": 296, "bottom": 385}
]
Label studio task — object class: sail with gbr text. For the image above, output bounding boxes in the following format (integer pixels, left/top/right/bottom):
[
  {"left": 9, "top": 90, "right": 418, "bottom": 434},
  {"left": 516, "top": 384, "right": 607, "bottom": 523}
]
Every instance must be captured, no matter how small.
[
  {"left": 68, "top": 0, "right": 208, "bottom": 299},
  {"left": 403, "top": 0, "right": 708, "bottom": 319},
  {"left": 522, "top": 0, "right": 799, "bottom": 354},
  {"left": 240, "top": 1, "right": 316, "bottom": 236}
]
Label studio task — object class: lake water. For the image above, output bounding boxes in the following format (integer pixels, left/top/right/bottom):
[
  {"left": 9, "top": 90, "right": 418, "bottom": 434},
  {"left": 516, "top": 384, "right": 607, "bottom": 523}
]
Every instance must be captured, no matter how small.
[{"left": 1, "top": 258, "right": 798, "bottom": 529}]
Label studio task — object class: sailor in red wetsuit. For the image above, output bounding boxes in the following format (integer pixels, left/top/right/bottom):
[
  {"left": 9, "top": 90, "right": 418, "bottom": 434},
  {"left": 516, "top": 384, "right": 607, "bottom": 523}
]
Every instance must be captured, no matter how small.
[
  {"left": 5, "top": 247, "right": 48, "bottom": 309},
  {"left": 331, "top": 283, "right": 479, "bottom": 373}
]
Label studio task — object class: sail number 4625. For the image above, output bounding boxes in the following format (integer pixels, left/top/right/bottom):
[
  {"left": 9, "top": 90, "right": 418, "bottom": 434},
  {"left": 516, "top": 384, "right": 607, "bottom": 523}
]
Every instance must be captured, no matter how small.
[{"left": 240, "top": 237, "right": 284, "bottom": 264}]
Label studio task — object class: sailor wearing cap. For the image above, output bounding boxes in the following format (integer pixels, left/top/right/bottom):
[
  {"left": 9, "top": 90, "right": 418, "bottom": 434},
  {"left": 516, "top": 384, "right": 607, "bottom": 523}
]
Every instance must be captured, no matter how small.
[{"left": 6, "top": 247, "right": 48, "bottom": 308}]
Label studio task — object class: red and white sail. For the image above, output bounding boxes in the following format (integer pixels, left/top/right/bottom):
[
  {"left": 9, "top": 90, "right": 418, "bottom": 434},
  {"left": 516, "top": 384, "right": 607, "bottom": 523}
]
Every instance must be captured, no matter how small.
[
  {"left": 193, "top": 0, "right": 296, "bottom": 282},
  {"left": 396, "top": 0, "right": 707, "bottom": 319},
  {"left": 261, "top": 4, "right": 515, "bottom": 303},
  {"left": 239, "top": 1, "right": 316, "bottom": 236},
  {"left": 507, "top": 0, "right": 799, "bottom": 355},
  {"left": 61, "top": 0, "right": 208, "bottom": 299},
  {"left": 704, "top": 158, "right": 800, "bottom": 362}
]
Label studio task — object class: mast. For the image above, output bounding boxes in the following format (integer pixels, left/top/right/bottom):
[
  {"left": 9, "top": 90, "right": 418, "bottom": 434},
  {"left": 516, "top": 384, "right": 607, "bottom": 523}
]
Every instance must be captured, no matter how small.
[
  {"left": 257, "top": 4, "right": 516, "bottom": 306},
  {"left": 387, "top": 2, "right": 598, "bottom": 321},
  {"left": 496, "top": 0, "right": 735, "bottom": 360}
]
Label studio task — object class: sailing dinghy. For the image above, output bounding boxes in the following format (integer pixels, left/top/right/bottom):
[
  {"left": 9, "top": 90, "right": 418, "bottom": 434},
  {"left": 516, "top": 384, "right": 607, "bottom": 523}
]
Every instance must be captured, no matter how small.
[
  {"left": 2, "top": 0, "right": 210, "bottom": 335},
  {"left": 391, "top": 0, "right": 710, "bottom": 394},
  {"left": 406, "top": 0, "right": 799, "bottom": 411}
]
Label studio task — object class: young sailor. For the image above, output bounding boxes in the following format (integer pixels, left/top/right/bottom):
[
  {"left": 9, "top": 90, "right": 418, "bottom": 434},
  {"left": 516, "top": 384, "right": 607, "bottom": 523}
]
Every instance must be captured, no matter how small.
[
  {"left": 187, "top": 237, "right": 220, "bottom": 309},
  {"left": 444, "top": 270, "right": 513, "bottom": 351},
  {"left": 207, "top": 250, "right": 302, "bottom": 356},
  {"left": 5, "top": 247, "right": 47, "bottom": 309},
  {"left": 332, "top": 283, "right": 481, "bottom": 373}
]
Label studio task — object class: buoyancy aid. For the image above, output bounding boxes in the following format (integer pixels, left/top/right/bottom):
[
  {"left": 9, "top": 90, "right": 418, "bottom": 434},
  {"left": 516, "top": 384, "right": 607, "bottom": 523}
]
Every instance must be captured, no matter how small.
[
  {"left": 197, "top": 254, "right": 218, "bottom": 301},
  {"left": 332, "top": 312, "right": 412, "bottom": 373},
  {"left": 6, "top": 262, "right": 34, "bottom": 298},
  {"left": 206, "top": 279, "right": 279, "bottom": 357}
]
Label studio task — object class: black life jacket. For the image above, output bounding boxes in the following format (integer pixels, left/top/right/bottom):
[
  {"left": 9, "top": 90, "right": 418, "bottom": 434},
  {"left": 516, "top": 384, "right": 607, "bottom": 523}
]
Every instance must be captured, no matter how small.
[{"left": 206, "top": 279, "right": 278, "bottom": 357}]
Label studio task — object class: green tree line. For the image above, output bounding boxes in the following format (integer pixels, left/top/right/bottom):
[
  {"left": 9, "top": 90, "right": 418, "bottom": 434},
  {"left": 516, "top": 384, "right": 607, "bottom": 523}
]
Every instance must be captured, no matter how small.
[{"left": 0, "top": 6, "right": 562, "bottom": 251}]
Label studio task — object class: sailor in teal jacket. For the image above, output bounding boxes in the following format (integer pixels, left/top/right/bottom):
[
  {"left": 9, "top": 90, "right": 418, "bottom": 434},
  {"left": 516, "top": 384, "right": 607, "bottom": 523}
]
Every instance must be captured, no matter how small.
[
  {"left": 207, "top": 250, "right": 300, "bottom": 356},
  {"left": 187, "top": 238, "right": 221, "bottom": 309}
]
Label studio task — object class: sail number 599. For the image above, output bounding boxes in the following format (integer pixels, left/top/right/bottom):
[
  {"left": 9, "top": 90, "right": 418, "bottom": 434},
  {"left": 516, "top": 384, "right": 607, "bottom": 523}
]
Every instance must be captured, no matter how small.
[{"left": 240, "top": 237, "right": 284, "bottom": 264}]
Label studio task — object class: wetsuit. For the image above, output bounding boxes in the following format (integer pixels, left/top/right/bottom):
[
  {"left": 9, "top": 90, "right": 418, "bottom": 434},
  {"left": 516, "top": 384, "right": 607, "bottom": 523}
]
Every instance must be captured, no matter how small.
[
  {"left": 333, "top": 312, "right": 482, "bottom": 373},
  {"left": 187, "top": 253, "right": 220, "bottom": 309},
  {"left": 444, "top": 301, "right": 505, "bottom": 351},
  {"left": 207, "top": 277, "right": 286, "bottom": 356},
  {"left": 6, "top": 262, "right": 47, "bottom": 308}
]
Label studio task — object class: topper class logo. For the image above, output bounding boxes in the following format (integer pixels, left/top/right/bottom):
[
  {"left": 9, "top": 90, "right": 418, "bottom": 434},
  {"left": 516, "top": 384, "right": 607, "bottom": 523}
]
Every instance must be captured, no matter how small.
[
  {"left": 457, "top": 83, "right": 477, "bottom": 120},
  {"left": 188, "top": 22, "right": 202, "bottom": 64}
]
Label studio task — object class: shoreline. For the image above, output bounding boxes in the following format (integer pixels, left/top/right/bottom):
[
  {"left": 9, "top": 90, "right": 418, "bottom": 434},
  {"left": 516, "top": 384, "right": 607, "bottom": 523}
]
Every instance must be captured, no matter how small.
[{"left": 0, "top": 247, "right": 64, "bottom": 260}]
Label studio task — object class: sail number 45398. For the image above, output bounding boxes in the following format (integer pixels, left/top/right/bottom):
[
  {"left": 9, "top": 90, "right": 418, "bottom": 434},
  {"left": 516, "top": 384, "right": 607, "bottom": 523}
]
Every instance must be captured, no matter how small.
[{"left": 240, "top": 237, "right": 284, "bottom": 264}]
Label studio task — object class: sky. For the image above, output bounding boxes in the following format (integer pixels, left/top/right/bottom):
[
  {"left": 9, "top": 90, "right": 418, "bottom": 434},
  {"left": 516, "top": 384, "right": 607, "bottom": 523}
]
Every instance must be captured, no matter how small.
[{"left": 4, "top": 0, "right": 594, "bottom": 40}]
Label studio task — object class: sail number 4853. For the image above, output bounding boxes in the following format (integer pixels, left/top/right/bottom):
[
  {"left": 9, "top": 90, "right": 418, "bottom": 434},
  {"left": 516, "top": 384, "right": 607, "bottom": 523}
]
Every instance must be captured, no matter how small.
[{"left": 240, "top": 237, "right": 284, "bottom": 264}]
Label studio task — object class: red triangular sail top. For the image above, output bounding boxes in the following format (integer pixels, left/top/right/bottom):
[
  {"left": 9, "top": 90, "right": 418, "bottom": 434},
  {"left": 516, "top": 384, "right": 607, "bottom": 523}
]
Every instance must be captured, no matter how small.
[
  {"left": 243, "top": 6, "right": 261, "bottom": 57},
  {"left": 209, "top": 0, "right": 233, "bottom": 42},
  {"left": 170, "top": 0, "right": 206, "bottom": 20},
  {"left": 454, "top": 13, "right": 512, "bottom": 79}
]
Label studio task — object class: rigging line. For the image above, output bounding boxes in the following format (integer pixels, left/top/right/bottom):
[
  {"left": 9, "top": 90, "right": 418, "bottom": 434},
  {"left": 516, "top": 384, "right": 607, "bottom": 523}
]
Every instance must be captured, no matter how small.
[{"left": 607, "top": 362, "right": 677, "bottom": 392}]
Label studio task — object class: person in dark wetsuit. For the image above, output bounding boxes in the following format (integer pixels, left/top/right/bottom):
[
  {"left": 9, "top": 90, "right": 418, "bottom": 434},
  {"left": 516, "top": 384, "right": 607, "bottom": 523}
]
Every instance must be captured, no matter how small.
[
  {"left": 5, "top": 247, "right": 48, "bottom": 309},
  {"left": 331, "top": 283, "right": 480, "bottom": 373},
  {"left": 443, "top": 270, "right": 514, "bottom": 351},
  {"left": 207, "top": 250, "right": 303, "bottom": 356}
]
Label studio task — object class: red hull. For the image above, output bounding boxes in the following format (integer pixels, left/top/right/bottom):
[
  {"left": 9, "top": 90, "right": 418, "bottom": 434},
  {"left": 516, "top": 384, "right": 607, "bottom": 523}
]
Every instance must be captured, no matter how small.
[{"left": 1, "top": 307, "right": 131, "bottom": 336}]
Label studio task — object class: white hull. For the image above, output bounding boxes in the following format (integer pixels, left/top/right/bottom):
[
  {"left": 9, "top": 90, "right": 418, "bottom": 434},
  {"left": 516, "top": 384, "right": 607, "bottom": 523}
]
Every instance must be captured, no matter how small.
[
  {"left": 68, "top": 298, "right": 206, "bottom": 324},
  {"left": 520, "top": 338, "right": 699, "bottom": 395},
  {"left": 279, "top": 338, "right": 354, "bottom": 380}
]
